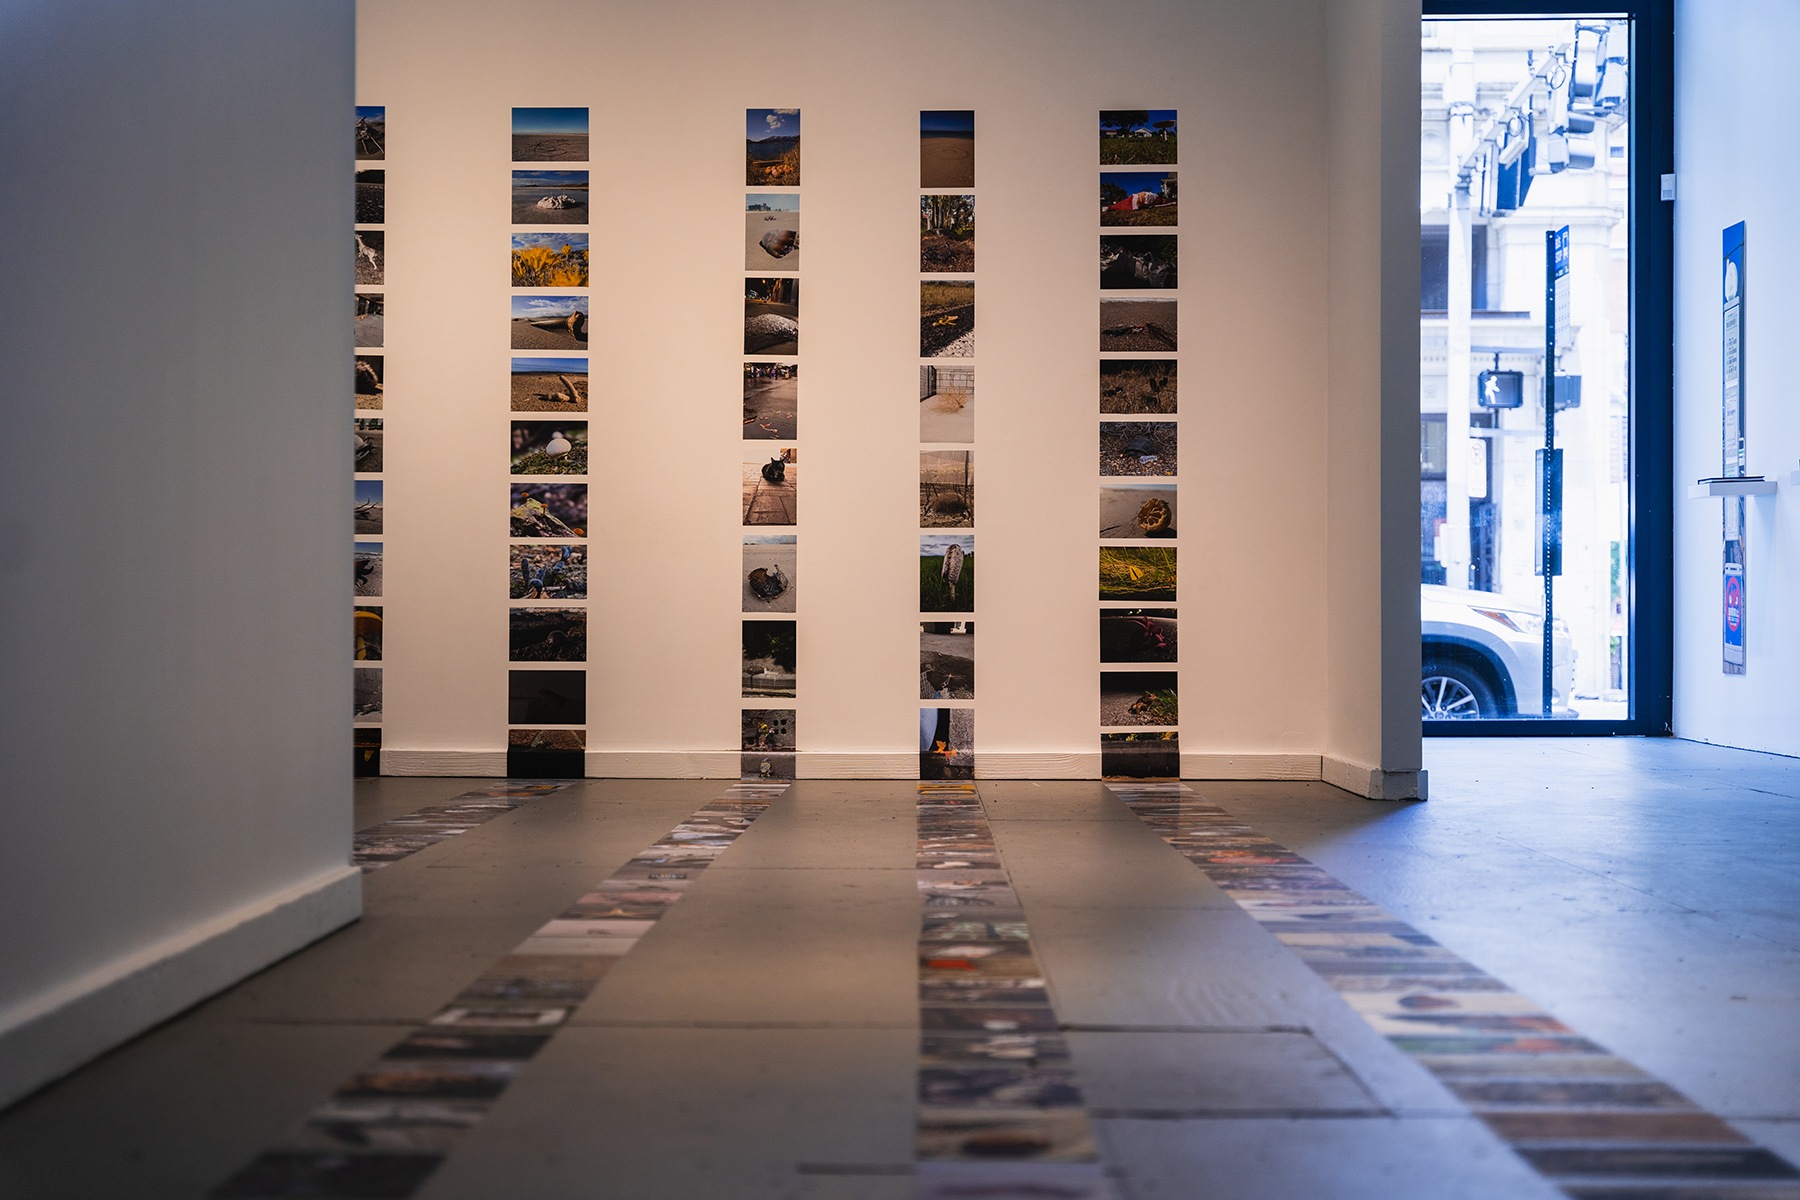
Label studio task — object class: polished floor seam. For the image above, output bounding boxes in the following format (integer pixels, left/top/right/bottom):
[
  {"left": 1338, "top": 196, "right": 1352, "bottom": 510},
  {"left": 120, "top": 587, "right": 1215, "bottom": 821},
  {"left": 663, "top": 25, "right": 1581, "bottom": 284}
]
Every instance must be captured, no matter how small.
[
  {"left": 1108, "top": 780, "right": 1800, "bottom": 1200},
  {"left": 352, "top": 781, "right": 571, "bottom": 871},
  {"left": 913, "top": 781, "right": 1123, "bottom": 1199},
  {"left": 210, "top": 780, "right": 790, "bottom": 1199}
]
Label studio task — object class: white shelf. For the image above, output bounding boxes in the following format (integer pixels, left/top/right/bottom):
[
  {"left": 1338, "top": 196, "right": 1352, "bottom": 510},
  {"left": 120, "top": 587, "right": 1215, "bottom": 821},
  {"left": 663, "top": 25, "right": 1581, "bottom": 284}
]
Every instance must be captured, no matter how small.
[{"left": 1688, "top": 478, "right": 1778, "bottom": 499}]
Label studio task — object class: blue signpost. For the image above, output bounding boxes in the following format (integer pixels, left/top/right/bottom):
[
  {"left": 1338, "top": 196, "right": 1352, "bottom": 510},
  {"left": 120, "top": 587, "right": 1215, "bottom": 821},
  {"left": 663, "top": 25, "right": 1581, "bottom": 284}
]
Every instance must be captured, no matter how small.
[
  {"left": 1722, "top": 222, "right": 1747, "bottom": 674},
  {"left": 1539, "top": 227, "right": 1569, "bottom": 716}
]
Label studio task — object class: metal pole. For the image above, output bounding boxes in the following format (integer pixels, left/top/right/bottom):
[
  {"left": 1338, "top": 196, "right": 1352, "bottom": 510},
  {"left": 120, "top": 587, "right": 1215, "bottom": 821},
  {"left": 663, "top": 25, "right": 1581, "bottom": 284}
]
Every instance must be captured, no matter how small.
[{"left": 1542, "top": 231, "right": 1556, "bottom": 716}]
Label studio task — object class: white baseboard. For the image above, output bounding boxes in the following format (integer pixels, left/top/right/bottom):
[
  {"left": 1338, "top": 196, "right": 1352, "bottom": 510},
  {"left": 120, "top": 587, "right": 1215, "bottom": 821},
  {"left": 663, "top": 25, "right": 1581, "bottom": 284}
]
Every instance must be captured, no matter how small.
[
  {"left": 382, "top": 749, "right": 507, "bottom": 776},
  {"left": 1322, "top": 755, "right": 1428, "bottom": 800},
  {"left": 587, "top": 751, "right": 739, "bottom": 778},
  {"left": 1181, "top": 752, "right": 1323, "bottom": 780},
  {"left": 0, "top": 865, "right": 361, "bottom": 1111}
]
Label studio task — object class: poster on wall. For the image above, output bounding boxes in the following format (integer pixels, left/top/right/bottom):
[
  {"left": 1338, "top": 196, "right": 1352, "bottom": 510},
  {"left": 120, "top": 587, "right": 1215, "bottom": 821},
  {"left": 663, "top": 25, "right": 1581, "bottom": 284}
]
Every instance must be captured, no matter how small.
[{"left": 1722, "top": 221, "right": 1746, "bottom": 674}]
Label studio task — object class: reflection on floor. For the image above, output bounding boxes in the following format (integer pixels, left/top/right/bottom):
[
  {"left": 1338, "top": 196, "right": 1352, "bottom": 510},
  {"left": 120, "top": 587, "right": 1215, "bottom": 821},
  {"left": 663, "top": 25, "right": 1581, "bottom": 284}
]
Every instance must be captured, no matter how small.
[{"left": 0, "top": 739, "right": 1795, "bottom": 1200}]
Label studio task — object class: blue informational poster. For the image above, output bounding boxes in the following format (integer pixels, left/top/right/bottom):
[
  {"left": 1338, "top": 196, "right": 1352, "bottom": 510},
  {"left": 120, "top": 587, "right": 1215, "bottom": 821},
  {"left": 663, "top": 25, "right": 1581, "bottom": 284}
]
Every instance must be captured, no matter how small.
[{"left": 1722, "top": 222, "right": 1746, "bottom": 674}]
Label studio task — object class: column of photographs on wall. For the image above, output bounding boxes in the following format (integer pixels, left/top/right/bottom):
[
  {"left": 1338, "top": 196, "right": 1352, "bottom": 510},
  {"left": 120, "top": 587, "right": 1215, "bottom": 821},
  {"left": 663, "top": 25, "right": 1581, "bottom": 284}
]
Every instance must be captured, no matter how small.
[
  {"left": 743, "top": 108, "right": 802, "bottom": 780},
  {"left": 354, "top": 105, "right": 386, "bottom": 775},
  {"left": 1098, "top": 110, "right": 1180, "bottom": 779},
  {"left": 919, "top": 110, "right": 976, "bottom": 780},
  {"left": 508, "top": 107, "right": 591, "bottom": 777}
]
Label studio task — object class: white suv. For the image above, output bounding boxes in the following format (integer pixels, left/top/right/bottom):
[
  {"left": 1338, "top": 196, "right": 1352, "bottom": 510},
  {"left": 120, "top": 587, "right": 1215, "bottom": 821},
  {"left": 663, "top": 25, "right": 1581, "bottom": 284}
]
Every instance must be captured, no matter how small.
[{"left": 1422, "top": 584, "right": 1576, "bottom": 719}]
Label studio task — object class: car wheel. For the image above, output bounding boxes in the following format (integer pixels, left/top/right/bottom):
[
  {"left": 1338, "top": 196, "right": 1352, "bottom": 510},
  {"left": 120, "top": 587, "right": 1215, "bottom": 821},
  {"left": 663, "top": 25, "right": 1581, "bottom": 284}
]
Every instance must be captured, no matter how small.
[{"left": 1421, "top": 659, "right": 1500, "bottom": 719}]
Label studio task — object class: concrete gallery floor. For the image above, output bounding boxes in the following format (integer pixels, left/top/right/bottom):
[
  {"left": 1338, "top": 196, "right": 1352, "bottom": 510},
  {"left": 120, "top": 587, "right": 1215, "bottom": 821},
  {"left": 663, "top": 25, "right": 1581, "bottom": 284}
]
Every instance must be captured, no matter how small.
[{"left": 1, "top": 739, "right": 1797, "bottom": 1199}]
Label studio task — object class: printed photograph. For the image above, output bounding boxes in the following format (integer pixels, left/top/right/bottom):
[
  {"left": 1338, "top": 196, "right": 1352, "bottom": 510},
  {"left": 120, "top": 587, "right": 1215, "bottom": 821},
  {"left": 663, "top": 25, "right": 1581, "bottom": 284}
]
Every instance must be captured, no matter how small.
[
  {"left": 746, "top": 109, "right": 800, "bottom": 186},
  {"left": 743, "top": 448, "right": 798, "bottom": 525},
  {"left": 920, "top": 707, "right": 974, "bottom": 780},
  {"left": 508, "top": 669, "right": 585, "bottom": 725},
  {"left": 920, "top": 194, "right": 975, "bottom": 272},
  {"left": 1100, "top": 483, "right": 1176, "bottom": 538},
  {"left": 355, "top": 354, "right": 383, "bottom": 409},
  {"left": 354, "top": 727, "right": 381, "bottom": 776},
  {"left": 1101, "top": 730, "right": 1181, "bottom": 778},
  {"left": 1099, "top": 545, "right": 1177, "bottom": 601},
  {"left": 509, "top": 728, "right": 585, "bottom": 752},
  {"left": 355, "top": 169, "right": 384, "bottom": 224},
  {"left": 511, "top": 295, "right": 587, "bottom": 350},
  {"left": 921, "top": 110, "right": 975, "bottom": 188},
  {"left": 354, "top": 292, "right": 384, "bottom": 347},
  {"left": 509, "top": 483, "right": 587, "bottom": 538},
  {"left": 920, "top": 450, "right": 975, "bottom": 528},
  {"left": 511, "top": 422, "right": 588, "bottom": 475},
  {"left": 510, "top": 357, "right": 587, "bottom": 412},
  {"left": 742, "top": 750, "right": 795, "bottom": 781},
  {"left": 354, "top": 480, "right": 384, "bottom": 534},
  {"left": 509, "top": 608, "right": 586, "bottom": 662},
  {"left": 742, "top": 707, "right": 796, "bottom": 752},
  {"left": 511, "top": 233, "right": 589, "bottom": 288},
  {"left": 510, "top": 544, "right": 587, "bottom": 599},
  {"left": 919, "top": 364, "right": 974, "bottom": 442},
  {"left": 743, "top": 362, "right": 797, "bottom": 439},
  {"left": 1099, "top": 359, "right": 1176, "bottom": 414},
  {"left": 512, "top": 107, "right": 589, "bottom": 162},
  {"left": 1101, "top": 234, "right": 1178, "bottom": 289},
  {"left": 1099, "top": 109, "right": 1178, "bottom": 165},
  {"left": 745, "top": 277, "right": 799, "bottom": 354},
  {"left": 1100, "top": 608, "right": 1177, "bottom": 663},
  {"left": 922, "top": 281, "right": 974, "bottom": 357},
  {"left": 746, "top": 193, "right": 800, "bottom": 271},
  {"left": 354, "top": 541, "right": 383, "bottom": 597},
  {"left": 921, "top": 621, "right": 974, "bottom": 700},
  {"left": 354, "top": 417, "right": 383, "bottom": 474},
  {"left": 1100, "top": 420, "right": 1176, "bottom": 475},
  {"left": 742, "top": 620, "right": 797, "bottom": 698},
  {"left": 743, "top": 534, "right": 796, "bottom": 613},
  {"left": 355, "top": 106, "right": 385, "bottom": 160},
  {"left": 1101, "top": 171, "right": 1178, "bottom": 226},
  {"left": 512, "top": 170, "right": 589, "bottom": 224},
  {"left": 1101, "top": 298, "right": 1177, "bottom": 350},
  {"left": 1101, "top": 670, "right": 1178, "bottom": 727},
  {"left": 354, "top": 606, "right": 382, "bottom": 661},
  {"left": 354, "top": 667, "right": 382, "bottom": 720},
  {"left": 354, "top": 230, "right": 383, "bottom": 285},
  {"left": 921, "top": 534, "right": 975, "bottom": 613}
]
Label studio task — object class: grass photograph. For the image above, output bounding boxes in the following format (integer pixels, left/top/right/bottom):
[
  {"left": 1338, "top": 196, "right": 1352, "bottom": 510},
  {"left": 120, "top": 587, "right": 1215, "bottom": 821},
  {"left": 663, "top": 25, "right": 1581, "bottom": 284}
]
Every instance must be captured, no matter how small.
[
  {"left": 354, "top": 542, "right": 383, "bottom": 598},
  {"left": 510, "top": 544, "right": 587, "bottom": 600},
  {"left": 510, "top": 608, "right": 586, "bottom": 662},
  {"left": 354, "top": 607, "right": 382, "bottom": 661},
  {"left": 513, "top": 170, "right": 589, "bottom": 224},
  {"left": 920, "top": 707, "right": 973, "bottom": 780},
  {"left": 508, "top": 669, "right": 585, "bottom": 725},
  {"left": 745, "top": 277, "right": 799, "bottom": 354},
  {"left": 1101, "top": 234, "right": 1178, "bottom": 289},
  {"left": 920, "top": 622, "right": 974, "bottom": 699},
  {"left": 921, "top": 110, "right": 975, "bottom": 188},
  {"left": 1099, "top": 545, "right": 1177, "bottom": 601},
  {"left": 1099, "top": 359, "right": 1176, "bottom": 414},
  {"left": 355, "top": 355, "right": 383, "bottom": 409},
  {"left": 743, "top": 362, "right": 797, "bottom": 439},
  {"left": 1099, "top": 110, "right": 1177, "bottom": 165},
  {"left": 743, "top": 449, "right": 798, "bottom": 525},
  {"left": 919, "top": 364, "right": 974, "bottom": 442},
  {"left": 742, "top": 620, "right": 797, "bottom": 698},
  {"left": 747, "top": 108, "right": 801, "bottom": 186},
  {"left": 746, "top": 193, "right": 800, "bottom": 271},
  {"left": 1100, "top": 483, "right": 1177, "bottom": 538},
  {"left": 513, "top": 107, "right": 589, "bottom": 162},
  {"left": 509, "top": 484, "right": 586, "bottom": 537},
  {"left": 355, "top": 106, "right": 385, "bottom": 160},
  {"left": 1101, "top": 171, "right": 1178, "bottom": 226},
  {"left": 1101, "top": 298, "right": 1177, "bottom": 351},
  {"left": 354, "top": 480, "right": 383, "bottom": 535},
  {"left": 510, "top": 357, "right": 587, "bottom": 412},
  {"left": 354, "top": 292, "right": 383, "bottom": 347},
  {"left": 1101, "top": 671, "right": 1178, "bottom": 727},
  {"left": 1100, "top": 420, "right": 1176, "bottom": 476},
  {"left": 743, "top": 534, "right": 796, "bottom": 612},
  {"left": 920, "top": 194, "right": 974, "bottom": 272},
  {"left": 920, "top": 450, "right": 974, "bottom": 528},
  {"left": 511, "top": 233, "right": 589, "bottom": 287},
  {"left": 921, "top": 281, "right": 974, "bottom": 357},
  {"left": 354, "top": 417, "right": 383, "bottom": 474},
  {"left": 511, "top": 422, "right": 588, "bottom": 475},
  {"left": 1101, "top": 730, "right": 1180, "bottom": 779},
  {"left": 511, "top": 295, "right": 587, "bottom": 350},
  {"left": 742, "top": 707, "right": 796, "bottom": 752},
  {"left": 354, "top": 230, "right": 383, "bottom": 285},
  {"left": 355, "top": 169, "right": 384, "bottom": 223},
  {"left": 921, "top": 534, "right": 974, "bottom": 613},
  {"left": 1099, "top": 607, "right": 1178, "bottom": 662}
]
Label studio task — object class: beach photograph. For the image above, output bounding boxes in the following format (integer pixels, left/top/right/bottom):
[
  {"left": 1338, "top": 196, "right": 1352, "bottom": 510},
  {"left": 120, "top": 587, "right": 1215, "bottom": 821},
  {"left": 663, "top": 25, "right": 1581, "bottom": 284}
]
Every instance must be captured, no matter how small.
[
  {"left": 920, "top": 622, "right": 974, "bottom": 700},
  {"left": 354, "top": 542, "right": 383, "bottom": 598},
  {"left": 512, "top": 170, "right": 589, "bottom": 224},
  {"left": 510, "top": 544, "right": 586, "bottom": 600},
  {"left": 921, "top": 281, "right": 974, "bottom": 357},
  {"left": 354, "top": 292, "right": 383, "bottom": 347},
  {"left": 354, "top": 480, "right": 383, "bottom": 534},
  {"left": 510, "top": 295, "right": 588, "bottom": 350},
  {"left": 921, "top": 534, "right": 974, "bottom": 613},
  {"left": 743, "top": 362, "right": 797, "bottom": 439},
  {"left": 1101, "top": 234, "right": 1178, "bottom": 289},
  {"left": 742, "top": 620, "right": 797, "bottom": 698},
  {"left": 1100, "top": 482, "right": 1177, "bottom": 538},
  {"left": 511, "top": 422, "right": 588, "bottom": 475},
  {"left": 354, "top": 417, "right": 383, "bottom": 474},
  {"left": 743, "top": 449, "right": 798, "bottom": 525},
  {"left": 1100, "top": 420, "right": 1176, "bottom": 475},
  {"left": 512, "top": 107, "right": 589, "bottom": 162},
  {"left": 510, "top": 608, "right": 586, "bottom": 662},
  {"left": 508, "top": 669, "right": 585, "bottom": 725},
  {"left": 1101, "top": 171, "right": 1178, "bottom": 226},
  {"left": 1101, "top": 670, "right": 1178, "bottom": 727},
  {"left": 921, "top": 110, "right": 975, "bottom": 188},
  {"left": 355, "top": 169, "right": 384, "bottom": 223},
  {"left": 919, "top": 364, "right": 974, "bottom": 442},
  {"left": 1100, "top": 607, "right": 1178, "bottom": 662},
  {"left": 1099, "top": 359, "right": 1176, "bottom": 414},
  {"left": 355, "top": 355, "right": 383, "bottom": 409},
  {"left": 354, "top": 230, "right": 383, "bottom": 285},
  {"left": 1100, "top": 298, "right": 1177, "bottom": 350},
  {"left": 510, "top": 357, "right": 587, "bottom": 412},
  {"left": 509, "top": 484, "right": 586, "bottom": 538},
  {"left": 743, "top": 534, "right": 796, "bottom": 612},
  {"left": 746, "top": 109, "right": 800, "bottom": 186},
  {"left": 355, "top": 106, "right": 385, "bottom": 160},
  {"left": 746, "top": 193, "right": 800, "bottom": 271},
  {"left": 511, "top": 233, "right": 589, "bottom": 287},
  {"left": 1100, "top": 545, "right": 1177, "bottom": 601},
  {"left": 1099, "top": 110, "right": 1178, "bottom": 165},
  {"left": 920, "top": 194, "right": 974, "bottom": 272},
  {"left": 745, "top": 277, "right": 799, "bottom": 354},
  {"left": 919, "top": 450, "right": 974, "bottom": 528}
]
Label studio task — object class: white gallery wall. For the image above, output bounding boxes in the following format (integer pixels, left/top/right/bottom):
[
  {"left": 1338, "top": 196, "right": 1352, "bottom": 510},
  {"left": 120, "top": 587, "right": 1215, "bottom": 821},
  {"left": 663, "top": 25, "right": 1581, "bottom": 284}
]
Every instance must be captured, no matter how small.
[
  {"left": 1673, "top": 0, "right": 1800, "bottom": 758},
  {"left": 0, "top": 1, "right": 359, "bottom": 1107},
  {"left": 362, "top": 0, "right": 1424, "bottom": 789}
]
